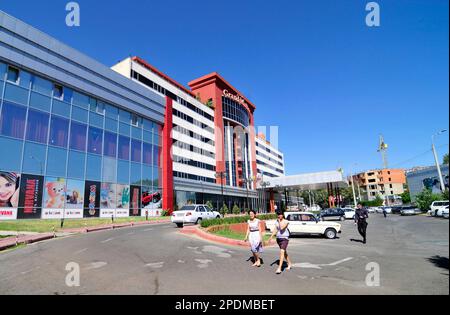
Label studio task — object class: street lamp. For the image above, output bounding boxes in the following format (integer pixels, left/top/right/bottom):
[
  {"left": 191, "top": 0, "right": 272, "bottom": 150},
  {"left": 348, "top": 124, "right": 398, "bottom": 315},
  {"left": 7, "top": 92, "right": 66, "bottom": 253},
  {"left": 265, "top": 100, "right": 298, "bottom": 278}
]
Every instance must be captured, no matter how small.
[
  {"left": 432, "top": 130, "right": 448, "bottom": 193},
  {"left": 215, "top": 171, "right": 226, "bottom": 212},
  {"left": 30, "top": 155, "right": 43, "bottom": 175},
  {"left": 242, "top": 176, "right": 255, "bottom": 211}
]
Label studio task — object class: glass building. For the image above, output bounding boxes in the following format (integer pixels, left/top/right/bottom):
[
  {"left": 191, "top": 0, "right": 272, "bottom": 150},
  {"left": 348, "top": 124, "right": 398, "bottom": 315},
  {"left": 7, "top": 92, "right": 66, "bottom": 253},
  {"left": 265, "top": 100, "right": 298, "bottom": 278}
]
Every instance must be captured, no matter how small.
[{"left": 0, "top": 11, "right": 165, "bottom": 220}]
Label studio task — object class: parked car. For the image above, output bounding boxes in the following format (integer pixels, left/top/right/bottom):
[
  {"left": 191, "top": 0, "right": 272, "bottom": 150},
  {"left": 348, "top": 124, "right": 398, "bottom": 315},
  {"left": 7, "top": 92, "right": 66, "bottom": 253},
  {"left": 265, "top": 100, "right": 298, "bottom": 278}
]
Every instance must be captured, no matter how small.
[
  {"left": 171, "top": 205, "right": 222, "bottom": 228},
  {"left": 378, "top": 206, "right": 392, "bottom": 214},
  {"left": 400, "top": 206, "right": 422, "bottom": 216},
  {"left": 368, "top": 207, "right": 378, "bottom": 214},
  {"left": 428, "top": 201, "right": 450, "bottom": 217},
  {"left": 342, "top": 208, "right": 356, "bottom": 220},
  {"left": 265, "top": 212, "right": 342, "bottom": 239},
  {"left": 391, "top": 206, "right": 403, "bottom": 215},
  {"left": 319, "top": 208, "right": 346, "bottom": 222},
  {"left": 442, "top": 206, "right": 449, "bottom": 219}
]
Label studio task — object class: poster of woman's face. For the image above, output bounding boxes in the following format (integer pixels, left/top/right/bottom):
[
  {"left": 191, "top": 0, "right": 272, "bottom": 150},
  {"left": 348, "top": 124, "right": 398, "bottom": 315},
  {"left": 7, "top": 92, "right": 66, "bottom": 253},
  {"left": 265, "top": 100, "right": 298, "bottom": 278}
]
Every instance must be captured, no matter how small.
[
  {"left": 116, "top": 184, "right": 130, "bottom": 209},
  {"left": 0, "top": 172, "right": 20, "bottom": 208},
  {"left": 101, "top": 183, "right": 117, "bottom": 209},
  {"left": 65, "top": 179, "right": 84, "bottom": 209}
]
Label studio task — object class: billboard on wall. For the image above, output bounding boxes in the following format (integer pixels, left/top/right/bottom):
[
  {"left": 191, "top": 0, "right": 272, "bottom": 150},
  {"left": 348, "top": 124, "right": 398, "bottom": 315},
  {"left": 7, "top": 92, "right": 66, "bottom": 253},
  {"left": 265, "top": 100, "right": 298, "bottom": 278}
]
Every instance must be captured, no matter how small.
[
  {"left": 42, "top": 177, "right": 66, "bottom": 219},
  {"left": 129, "top": 185, "right": 141, "bottom": 217},
  {"left": 83, "top": 181, "right": 101, "bottom": 218},
  {"left": 64, "top": 179, "right": 84, "bottom": 219},
  {"left": 17, "top": 174, "right": 44, "bottom": 219},
  {"left": 100, "top": 183, "right": 117, "bottom": 218},
  {"left": 0, "top": 172, "right": 20, "bottom": 220},
  {"left": 115, "top": 184, "right": 130, "bottom": 218},
  {"left": 141, "top": 187, "right": 162, "bottom": 217},
  {"left": 423, "top": 175, "right": 450, "bottom": 194}
]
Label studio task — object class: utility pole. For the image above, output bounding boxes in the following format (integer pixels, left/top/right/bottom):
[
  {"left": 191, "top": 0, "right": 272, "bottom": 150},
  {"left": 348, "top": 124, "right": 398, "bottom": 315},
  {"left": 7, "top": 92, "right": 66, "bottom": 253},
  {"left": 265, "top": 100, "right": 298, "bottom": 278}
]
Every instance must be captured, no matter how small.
[
  {"left": 378, "top": 135, "right": 389, "bottom": 169},
  {"left": 350, "top": 170, "right": 357, "bottom": 208},
  {"left": 432, "top": 130, "right": 448, "bottom": 193}
]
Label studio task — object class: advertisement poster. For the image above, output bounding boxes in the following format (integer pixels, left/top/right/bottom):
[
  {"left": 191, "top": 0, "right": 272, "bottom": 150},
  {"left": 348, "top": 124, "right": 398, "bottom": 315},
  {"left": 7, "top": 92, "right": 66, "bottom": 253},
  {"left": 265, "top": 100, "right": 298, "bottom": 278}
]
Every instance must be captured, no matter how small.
[
  {"left": 141, "top": 187, "right": 162, "bottom": 217},
  {"left": 0, "top": 172, "right": 20, "bottom": 220},
  {"left": 83, "top": 181, "right": 101, "bottom": 218},
  {"left": 115, "top": 184, "right": 130, "bottom": 217},
  {"left": 17, "top": 174, "right": 44, "bottom": 219},
  {"left": 42, "top": 177, "right": 66, "bottom": 219},
  {"left": 100, "top": 183, "right": 117, "bottom": 218},
  {"left": 423, "top": 175, "right": 449, "bottom": 194},
  {"left": 129, "top": 185, "right": 141, "bottom": 217},
  {"left": 64, "top": 179, "right": 84, "bottom": 219}
]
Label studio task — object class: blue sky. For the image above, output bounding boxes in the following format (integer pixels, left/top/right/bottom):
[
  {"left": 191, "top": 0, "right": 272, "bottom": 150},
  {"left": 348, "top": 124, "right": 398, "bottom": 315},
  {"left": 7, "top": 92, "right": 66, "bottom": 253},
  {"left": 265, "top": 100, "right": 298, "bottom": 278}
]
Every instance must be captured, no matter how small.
[{"left": 1, "top": 0, "right": 448, "bottom": 175}]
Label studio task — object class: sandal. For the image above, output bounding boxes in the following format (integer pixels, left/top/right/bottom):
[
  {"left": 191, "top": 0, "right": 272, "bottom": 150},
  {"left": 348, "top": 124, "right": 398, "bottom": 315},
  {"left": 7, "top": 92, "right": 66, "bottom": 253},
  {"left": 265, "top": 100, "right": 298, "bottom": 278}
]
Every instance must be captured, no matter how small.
[{"left": 276, "top": 269, "right": 282, "bottom": 274}]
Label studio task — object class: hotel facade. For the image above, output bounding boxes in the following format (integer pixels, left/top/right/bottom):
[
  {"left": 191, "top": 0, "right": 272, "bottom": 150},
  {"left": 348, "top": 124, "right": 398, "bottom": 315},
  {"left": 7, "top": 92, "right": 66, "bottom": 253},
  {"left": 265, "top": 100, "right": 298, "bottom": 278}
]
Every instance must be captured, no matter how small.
[{"left": 0, "top": 11, "right": 284, "bottom": 220}]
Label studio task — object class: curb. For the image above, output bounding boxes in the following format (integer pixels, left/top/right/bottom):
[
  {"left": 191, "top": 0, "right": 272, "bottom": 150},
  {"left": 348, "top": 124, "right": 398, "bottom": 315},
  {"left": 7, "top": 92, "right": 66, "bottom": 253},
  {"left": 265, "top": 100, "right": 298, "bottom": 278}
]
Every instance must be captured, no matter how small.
[
  {"left": 180, "top": 226, "right": 275, "bottom": 248},
  {"left": 0, "top": 219, "right": 170, "bottom": 252}
]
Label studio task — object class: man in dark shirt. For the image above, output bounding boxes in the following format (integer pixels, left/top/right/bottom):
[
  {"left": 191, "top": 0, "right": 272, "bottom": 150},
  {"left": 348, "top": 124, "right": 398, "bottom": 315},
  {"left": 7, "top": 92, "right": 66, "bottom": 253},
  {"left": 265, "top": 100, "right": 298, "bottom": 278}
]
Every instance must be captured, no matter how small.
[{"left": 355, "top": 203, "right": 369, "bottom": 244}]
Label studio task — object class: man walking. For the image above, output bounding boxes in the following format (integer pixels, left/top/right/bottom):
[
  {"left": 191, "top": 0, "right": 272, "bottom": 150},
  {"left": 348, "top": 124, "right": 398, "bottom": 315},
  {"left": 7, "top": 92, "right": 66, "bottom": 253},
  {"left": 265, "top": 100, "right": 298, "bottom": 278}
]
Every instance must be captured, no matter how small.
[{"left": 355, "top": 203, "right": 369, "bottom": 244}]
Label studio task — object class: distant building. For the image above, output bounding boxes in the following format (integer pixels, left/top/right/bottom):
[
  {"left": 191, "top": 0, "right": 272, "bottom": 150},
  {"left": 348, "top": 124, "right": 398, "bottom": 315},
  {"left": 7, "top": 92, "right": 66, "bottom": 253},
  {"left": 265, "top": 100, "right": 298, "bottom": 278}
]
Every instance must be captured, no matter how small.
[
  {"left": 406, "top": 165, "right": 449, "bottom": 201},
  {"left": 352, "top": 169, "right": 406, "bottom": 202}
]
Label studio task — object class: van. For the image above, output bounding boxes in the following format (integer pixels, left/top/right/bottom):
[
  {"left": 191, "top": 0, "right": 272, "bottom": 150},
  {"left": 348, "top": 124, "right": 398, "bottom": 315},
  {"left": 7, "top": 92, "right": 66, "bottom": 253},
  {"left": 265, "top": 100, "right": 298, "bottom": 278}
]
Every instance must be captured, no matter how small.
[{"left": 429, "top": 201, "right": 450, "bottom": 217}]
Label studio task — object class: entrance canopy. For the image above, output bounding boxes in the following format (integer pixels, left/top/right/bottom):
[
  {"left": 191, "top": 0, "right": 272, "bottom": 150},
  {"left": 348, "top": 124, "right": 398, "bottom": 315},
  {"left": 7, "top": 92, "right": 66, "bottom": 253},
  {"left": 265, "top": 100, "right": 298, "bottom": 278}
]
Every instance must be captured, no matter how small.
[{"left": 260, "top": 170, "right": 348, "bottom": 191}]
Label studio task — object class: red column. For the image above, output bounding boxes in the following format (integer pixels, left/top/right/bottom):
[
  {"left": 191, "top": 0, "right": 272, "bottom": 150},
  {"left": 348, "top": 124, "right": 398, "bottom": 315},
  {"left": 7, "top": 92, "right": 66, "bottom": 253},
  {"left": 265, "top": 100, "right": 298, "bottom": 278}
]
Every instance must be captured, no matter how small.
[{"left": 162, "top": 96, "right": 174, "bottom": 213}]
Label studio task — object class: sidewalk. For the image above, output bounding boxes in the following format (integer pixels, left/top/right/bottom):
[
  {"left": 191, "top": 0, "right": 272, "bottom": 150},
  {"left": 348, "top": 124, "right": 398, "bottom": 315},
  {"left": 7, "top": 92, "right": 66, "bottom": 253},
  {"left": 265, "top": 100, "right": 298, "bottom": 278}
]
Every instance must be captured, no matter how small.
[{"left": 0, "top": 218, "right": 171, "bottom": 252}]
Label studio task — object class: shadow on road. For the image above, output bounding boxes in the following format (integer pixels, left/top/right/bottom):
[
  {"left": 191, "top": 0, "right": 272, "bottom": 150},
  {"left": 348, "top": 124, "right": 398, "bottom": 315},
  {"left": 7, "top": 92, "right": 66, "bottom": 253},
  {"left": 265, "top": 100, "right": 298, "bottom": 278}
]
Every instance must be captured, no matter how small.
[
  {"left": 350, "top": 238, "right": 365, "bottom": 244},
  {"left": 428, "top": 256, "right": 449, "bottom": 273}
]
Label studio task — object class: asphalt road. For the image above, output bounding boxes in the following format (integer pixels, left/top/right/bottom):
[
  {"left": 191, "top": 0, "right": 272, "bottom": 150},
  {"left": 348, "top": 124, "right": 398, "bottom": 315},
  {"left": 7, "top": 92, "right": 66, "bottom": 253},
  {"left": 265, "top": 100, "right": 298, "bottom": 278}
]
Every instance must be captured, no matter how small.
[{"left": 0, "top": 214, "right": 448, "bottom": 295}]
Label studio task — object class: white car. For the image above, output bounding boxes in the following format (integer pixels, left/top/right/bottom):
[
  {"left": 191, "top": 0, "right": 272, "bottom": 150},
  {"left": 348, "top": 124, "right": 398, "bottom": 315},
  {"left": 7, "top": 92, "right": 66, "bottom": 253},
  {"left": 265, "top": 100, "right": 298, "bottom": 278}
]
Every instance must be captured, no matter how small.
[
  {"left": 442, "top": 207, "right": 449, "bottom": 219},
  {"left": 265, "top": 212, "right": 342, "bottom": 239},
  {"left": 342, "top": 208, "right": 356, "bottom": 220},
  {"left": 171, "top": 205, "right": 222, "bottom": 228},
  {"left": 428, "top": 201, "right": 449, "bottom": 217}
]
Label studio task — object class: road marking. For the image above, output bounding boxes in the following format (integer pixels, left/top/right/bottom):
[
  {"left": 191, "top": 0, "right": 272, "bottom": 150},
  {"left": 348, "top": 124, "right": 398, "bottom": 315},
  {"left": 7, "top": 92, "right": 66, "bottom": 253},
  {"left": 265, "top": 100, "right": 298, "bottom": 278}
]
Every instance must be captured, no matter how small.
[
  {"left": 101, "top": 238, "right": 115, "bottom": 244},
  {"left": 195, "top": 259, "right": 213, "bottom": 269},
  {"left": 145, "top": 262, "right": 164, "bottom": 269},
  {"left": 126, "top": 232, "right": 134, "bottom": 236},
  {"left": 74, "top": 248, "right": 88, "bottom": 255},
  {"left": 202, "top": 246, "right": 232, "bottom": 258},
  {"left": 178, "top": 260, "right": 185, "bottom": 264},
  {"left": 292, "top": 257, "right": 354, "bottom": 270},
  {"left": 142, "top": 228, "right": 154, "bottom": 232},
  {"left": 84, "top": 262, "right": 107, "bottom": 270}
]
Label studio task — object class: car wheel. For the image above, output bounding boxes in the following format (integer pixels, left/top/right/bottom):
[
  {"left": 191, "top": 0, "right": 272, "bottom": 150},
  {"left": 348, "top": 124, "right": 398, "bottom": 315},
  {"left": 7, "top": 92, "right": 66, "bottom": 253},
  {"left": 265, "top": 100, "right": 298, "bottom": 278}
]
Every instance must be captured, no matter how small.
[
  {"left": 340, "top": 216, "right": 345, "bottom": 222},
  {"left": 325, "top": 228, "right": 337, "bottom": 239},
  {"left": 196, "top": 218, "right": 203, "bottom": 225},
  {"left": 176, "top": 223, "right": 183, "bottom": 228},
  {"left": 216, "top": 215, "right": 221, "bottom": 219}
]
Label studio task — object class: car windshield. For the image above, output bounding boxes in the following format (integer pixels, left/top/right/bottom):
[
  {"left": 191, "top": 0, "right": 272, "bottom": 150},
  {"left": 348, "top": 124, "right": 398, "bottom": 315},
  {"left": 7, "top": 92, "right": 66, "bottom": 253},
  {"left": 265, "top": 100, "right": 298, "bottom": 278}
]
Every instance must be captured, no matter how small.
[{"left": 179, "top": 206, "right": 196, "bottom": 211}]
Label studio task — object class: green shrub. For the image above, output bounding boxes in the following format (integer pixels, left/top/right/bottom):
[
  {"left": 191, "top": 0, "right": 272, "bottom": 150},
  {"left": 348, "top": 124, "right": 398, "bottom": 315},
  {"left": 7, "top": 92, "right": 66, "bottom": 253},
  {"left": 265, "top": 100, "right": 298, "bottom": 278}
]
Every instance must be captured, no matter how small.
[
  {"left": 220, "top": 204, "right": 229, "bottom": 216},
  {"left": 206, "top": 200, "right": 214, "bottom": 210},
  {"left": 200, "top": 213, "right": 277, "bottom": 228},
  {"left": 232, "top": 204, "right": 241, "bottom": 215},
  {"left": 161, "top": 209, "right": 170, "bottom": 217},
  {"left": 416, "top": 189, "right": 442, "bottom": 211}
]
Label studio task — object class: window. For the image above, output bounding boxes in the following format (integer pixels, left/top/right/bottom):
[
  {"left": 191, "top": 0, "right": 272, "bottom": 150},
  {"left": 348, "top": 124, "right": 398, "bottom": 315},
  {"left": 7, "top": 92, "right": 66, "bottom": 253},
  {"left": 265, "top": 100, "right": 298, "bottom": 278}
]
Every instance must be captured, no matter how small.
[
  {"left": 26, "top": 110, "right": 49, "bottom": 144},
  {"left": 49, "top": 116, "right": 69, "bottom": 148},
  {"left": 0, "top": 136, "right": 23, "bottom": 172},
  {"left": 72, "top": 106, "right": 88, "bottom": 123},
  {"left": 131, "top": 114, "right": 139, "bottom": 127},
  {"left": 130, "top": 163, "right": 142, "bottom": 186},
  {"left": 22, "top": 142, "right": 46, "bottom": 175},
  {"left": 7, "top": 66, "right": 19, "bottom": 83},
  {"left": 103, "top": 132, "right": 117, "bottom": 158},
  {"left": 118, "top": 136, "right": 130, "bottom": 160},
  {"left": 70, "top": 122, "right": 87, "bottom": 151},
  {"left": 53, "top": 84, "right": 64, "bottom": 99},
  {"left": 105, "top": 104, "right": 118, "bottom": 119},
  {"left": 143, "top": 143, "right": 153, "bottom": 165},
  {"left": 31, "top": 76, "right": 53, "bottom": 96},
  {"left": 29, "top": 92, "right": 51, "bottom": 112},
  {"left": 119, "top": 109, "right": 131, "bottom": 123},
  {"left": 52, "top": 99, "right": 71, "bottom": 118},
  {"left": 87, "top": 127, "right": 103, "bottom": 154},
  {"left": 117, "top": 160, "right": 130, "bottom": 184},
  {"left": 72, "top": 91, "right": 90, "bottom": 109},
  {"left": 86, "top": 154, "right": 102, "bottom": 181},
  {"left": 67, "top": 150, "right": 85, "bottom": 179},
  {"left": 131, "top": 140, "right": 142, "bottom": 163},
  {"left": 46, "top": 147, "right": 67, "bottom": 177},
  {"left": 0, "top": 102, "right": 27, "bottom": 139},
  {"left": 102, "top": 157, "right": 117, "bottom": 183}
]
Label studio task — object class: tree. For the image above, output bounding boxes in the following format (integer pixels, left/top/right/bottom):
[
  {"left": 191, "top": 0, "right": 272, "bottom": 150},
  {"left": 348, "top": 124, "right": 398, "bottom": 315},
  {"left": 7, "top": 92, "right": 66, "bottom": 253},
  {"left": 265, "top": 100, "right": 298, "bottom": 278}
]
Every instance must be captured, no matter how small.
[
  {"left": 220, "top": 204, "right": 229, "bottom": 216},
  {"left": 400, "top": 190, "right": 411, "bottom": 205},
  {"left": 444, "top": 153, "right": 449, "bottom": 165},
  {"left": 206, "top": 200, "right": 214, "bottom": 210},
  {"left": 442, "top": 189, "right": 449, "bottom": 201},
  {"left": 232, "top": 204, "right": 241, "bottom": 215},
  {"left": 415, "top": 189, "right": 441, "bottom": 211}
]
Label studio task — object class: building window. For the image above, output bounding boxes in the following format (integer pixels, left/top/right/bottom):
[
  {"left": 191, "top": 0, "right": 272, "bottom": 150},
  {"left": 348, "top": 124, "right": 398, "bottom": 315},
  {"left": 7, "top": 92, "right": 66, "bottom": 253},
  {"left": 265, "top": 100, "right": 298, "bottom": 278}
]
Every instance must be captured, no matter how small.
[
  {"left": 53, "top": 84, "right": 64, "bottom": 99},
  {"left": 103, "top": 132, "right": 117, "bottom": 158},
  {"left": 87, "top": 127, "right": 103, "bottom": 154},
  {"left": 131, "top": 140, "right": 142, "bottom": 163},
  {"left": 70, "top": 122, "right": 87, "bottom": 151},
  {"left": 118, "top": 136, "right": 130, "bottom": 160},
  {"left": 0, "top": 102, "right": 27, "bottom": 139},
  {"left": 26, "top": 110, "right": 49, "bottom": 144},
  {"left": 143, "top": 143, "right": 153, "bottom": 165},
  {"left": 49, "top": 116, "right": 69, "bottom": 148},
  {"left": 7, "top": 66, "right": 19, "bottom": 84}
]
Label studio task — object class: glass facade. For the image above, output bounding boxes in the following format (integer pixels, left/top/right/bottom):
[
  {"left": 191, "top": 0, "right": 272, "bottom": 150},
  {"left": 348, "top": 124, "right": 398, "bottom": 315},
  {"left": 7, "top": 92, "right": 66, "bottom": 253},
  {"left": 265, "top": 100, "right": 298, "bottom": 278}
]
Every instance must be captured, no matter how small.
[{"left": 0, "top": 61, "right": 162, "bottom": 220}]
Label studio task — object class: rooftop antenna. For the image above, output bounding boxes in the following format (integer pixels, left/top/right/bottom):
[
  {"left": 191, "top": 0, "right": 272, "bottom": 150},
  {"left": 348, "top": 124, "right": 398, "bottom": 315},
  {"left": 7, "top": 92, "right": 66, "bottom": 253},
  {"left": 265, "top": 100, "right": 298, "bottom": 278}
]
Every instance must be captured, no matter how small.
[{"left": 377, "top": 134, "right": 389, "bottom": 169}]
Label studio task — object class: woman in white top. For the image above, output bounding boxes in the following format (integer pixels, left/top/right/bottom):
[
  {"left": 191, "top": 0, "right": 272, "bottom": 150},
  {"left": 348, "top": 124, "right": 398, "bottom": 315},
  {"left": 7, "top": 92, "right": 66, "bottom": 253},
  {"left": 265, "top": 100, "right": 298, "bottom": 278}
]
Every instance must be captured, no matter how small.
[
  {"left": 268, "top": 210, "right": 293, "bottom": 274},
  {"left": 245, "top": 210, "right": 264, "bottom": 267}
]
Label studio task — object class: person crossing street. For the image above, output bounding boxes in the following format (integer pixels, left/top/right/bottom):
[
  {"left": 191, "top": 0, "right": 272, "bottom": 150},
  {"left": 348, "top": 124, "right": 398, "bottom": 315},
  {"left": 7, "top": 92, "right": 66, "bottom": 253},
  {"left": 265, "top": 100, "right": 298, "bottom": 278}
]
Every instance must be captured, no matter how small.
[{"left": 355, "top": 203, "right": 369, "bottom": 244}]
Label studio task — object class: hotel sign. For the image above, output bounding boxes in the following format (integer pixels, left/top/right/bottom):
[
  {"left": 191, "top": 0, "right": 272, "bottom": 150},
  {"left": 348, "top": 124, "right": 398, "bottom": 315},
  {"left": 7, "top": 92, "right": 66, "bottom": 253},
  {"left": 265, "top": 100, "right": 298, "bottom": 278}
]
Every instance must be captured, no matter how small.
[{"left": 223, "top": 89, "right": 246, "bottom": 106}]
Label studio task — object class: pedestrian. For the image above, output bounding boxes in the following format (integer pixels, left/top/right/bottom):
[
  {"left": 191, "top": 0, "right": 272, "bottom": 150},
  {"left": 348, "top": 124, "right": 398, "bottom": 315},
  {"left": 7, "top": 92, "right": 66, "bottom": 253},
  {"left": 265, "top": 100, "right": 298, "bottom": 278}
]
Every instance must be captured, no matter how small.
[
  {"left": 383, "top": 207, "right": 387, "bottom": 218},
  {"left": 355, "top": 203, "right": 369, "bottom": 244},
  {"left": 268, "top": 210, "right": 293, "bottom": 274},
  {"left": 244, "top": 210, "right": 264, "bottom": 267}
]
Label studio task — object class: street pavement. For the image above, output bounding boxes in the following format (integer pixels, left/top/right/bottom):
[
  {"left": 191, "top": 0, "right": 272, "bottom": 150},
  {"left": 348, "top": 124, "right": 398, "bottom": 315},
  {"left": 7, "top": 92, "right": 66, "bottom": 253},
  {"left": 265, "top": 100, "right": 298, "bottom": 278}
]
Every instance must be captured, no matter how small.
[{"left": 0, "top": 215, "right": 448, "bottom": 295}]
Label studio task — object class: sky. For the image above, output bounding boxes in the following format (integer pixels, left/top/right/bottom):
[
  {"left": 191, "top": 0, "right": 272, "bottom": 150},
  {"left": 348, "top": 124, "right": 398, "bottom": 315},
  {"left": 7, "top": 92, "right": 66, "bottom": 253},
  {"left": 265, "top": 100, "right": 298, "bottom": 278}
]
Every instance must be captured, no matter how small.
[{"left": 1, "top": 0, "right": 448, "bottom": 176}]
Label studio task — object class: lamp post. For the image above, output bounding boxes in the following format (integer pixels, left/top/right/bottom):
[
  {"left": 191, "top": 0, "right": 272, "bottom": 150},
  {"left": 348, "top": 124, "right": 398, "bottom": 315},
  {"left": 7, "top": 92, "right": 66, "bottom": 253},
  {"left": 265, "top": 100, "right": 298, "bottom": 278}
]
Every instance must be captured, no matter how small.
[
  {"left": 215, "top": 171, "right": 226, "bottom": 212},
  {"left": 242, "top": 176, "right": 255, "bottom": 211},
  {"left": 432, "top": 130, "right": 448, "bottom": 193}
]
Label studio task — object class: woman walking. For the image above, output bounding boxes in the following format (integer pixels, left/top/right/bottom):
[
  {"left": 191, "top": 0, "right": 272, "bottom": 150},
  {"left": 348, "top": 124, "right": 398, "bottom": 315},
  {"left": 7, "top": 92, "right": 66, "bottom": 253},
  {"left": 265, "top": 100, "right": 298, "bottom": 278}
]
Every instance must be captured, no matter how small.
[
  {"left": 268, "top": 210, "right": 293, "bottom": 274},
  {"left": 244, "top": 210, "right": 264, "bottom": 267}
]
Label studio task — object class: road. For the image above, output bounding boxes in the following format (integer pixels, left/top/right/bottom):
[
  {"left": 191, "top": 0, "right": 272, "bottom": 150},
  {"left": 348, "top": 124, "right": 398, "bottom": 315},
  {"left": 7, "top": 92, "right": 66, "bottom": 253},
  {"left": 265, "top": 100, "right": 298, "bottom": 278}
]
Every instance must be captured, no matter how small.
[{"left": 0, "top": 214, "right": 448, "bottom": 295}]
